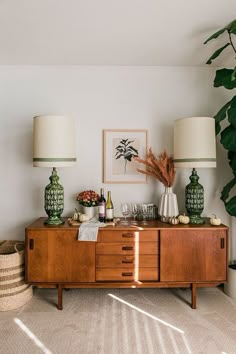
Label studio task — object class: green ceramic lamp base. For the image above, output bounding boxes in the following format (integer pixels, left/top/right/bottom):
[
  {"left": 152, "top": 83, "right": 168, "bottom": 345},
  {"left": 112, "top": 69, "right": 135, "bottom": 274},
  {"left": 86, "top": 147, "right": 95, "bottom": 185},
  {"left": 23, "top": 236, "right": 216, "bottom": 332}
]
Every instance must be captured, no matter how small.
[
  {"left": 44, "top": 168, "right": 64, "bottom": 225},
  {"left": 185, "top": 168, "right": 204, "bottom": 225}
]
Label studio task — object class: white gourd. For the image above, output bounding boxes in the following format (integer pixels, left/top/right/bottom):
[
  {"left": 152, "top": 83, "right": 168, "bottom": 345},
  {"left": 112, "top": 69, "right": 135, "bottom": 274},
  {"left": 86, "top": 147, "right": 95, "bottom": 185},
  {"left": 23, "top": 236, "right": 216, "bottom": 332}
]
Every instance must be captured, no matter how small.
[
  {"left": 169, "top": 216, "right": 179, "bottom": 225},
  {"left": 178, "top": 213, "right": 190, "bottom": 224},
  {"left": 79, "top": 214, "right": 90, "bottom": 222},
  {"left": 72, "top": 208, "right": 80, "bottom": 221},
  {"left": 210, "top": 214, "right": 221, "bottom": 226}
]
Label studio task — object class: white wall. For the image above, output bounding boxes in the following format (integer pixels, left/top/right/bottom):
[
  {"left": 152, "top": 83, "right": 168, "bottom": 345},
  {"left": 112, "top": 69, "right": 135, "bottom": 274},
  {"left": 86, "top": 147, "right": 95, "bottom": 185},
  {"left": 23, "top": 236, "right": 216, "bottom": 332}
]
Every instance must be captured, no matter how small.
[{"left": 0, "top": 65, "right": 234, "bottom": 257}]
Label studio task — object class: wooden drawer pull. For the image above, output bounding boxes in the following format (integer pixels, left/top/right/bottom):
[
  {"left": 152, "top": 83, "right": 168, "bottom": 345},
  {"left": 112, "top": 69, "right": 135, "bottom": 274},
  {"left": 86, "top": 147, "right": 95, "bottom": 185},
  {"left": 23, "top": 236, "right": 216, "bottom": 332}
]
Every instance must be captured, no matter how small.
[
  {"left": 29, "top": 239, "right": 34, "bottom": 250},
  {"left": 220, "top": 238, "right": 225, "bottom": 249},
  {"left": 122, "top": 272, "right": 133, "bottom": 277},
  {"left": 122, "top": 246, "right": 133, "bottom": 251},
  {"left": 122, "top": 233, "right": 134, "bottom": 238},
  {"left": 122, "top": 259, "right": 133, "bottom": 264}
]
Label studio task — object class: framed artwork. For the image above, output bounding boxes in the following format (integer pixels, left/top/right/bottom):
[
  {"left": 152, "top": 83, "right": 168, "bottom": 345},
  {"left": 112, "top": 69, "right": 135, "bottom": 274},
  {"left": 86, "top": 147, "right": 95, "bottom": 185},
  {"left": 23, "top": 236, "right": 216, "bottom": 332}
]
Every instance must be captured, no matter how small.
[{"left": 103, "top": 129, "right": 148, "bottom": 184}]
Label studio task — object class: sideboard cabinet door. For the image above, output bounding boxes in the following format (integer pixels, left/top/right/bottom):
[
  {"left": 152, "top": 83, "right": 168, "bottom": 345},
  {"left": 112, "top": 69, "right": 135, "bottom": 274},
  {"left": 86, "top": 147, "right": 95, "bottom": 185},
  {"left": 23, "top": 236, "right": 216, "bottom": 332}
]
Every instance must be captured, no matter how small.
[
  {"left": 160, "top": 229, "right": 227, "bottom": 282},
  {"left": 25, "top": 230, "right": 95, "bottom": 283}
]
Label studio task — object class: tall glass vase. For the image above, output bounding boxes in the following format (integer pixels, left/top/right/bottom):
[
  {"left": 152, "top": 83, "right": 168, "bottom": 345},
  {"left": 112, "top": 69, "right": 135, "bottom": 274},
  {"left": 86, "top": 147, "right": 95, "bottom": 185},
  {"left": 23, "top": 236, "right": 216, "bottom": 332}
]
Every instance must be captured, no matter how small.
[{"left": 158, "top": 186, "right": 179, "bottom": 221}]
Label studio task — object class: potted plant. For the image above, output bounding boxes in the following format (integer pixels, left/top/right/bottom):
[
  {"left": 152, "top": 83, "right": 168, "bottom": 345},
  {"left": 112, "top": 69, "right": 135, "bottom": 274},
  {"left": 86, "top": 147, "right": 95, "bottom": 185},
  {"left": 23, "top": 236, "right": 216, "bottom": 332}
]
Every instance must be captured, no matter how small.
[
  {"left": 204, "top": 19, "right": 236, "bottom": 215},
  {"left": 76, "top": 190, "right": 99, "bottom": 219},
  {"left": 204, "top": 19, "right": 236, "bottom": 297}
]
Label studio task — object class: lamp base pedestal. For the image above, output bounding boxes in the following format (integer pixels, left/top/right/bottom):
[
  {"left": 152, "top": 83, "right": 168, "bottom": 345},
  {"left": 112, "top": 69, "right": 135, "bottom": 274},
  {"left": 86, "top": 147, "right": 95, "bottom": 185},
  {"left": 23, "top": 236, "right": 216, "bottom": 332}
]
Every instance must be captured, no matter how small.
[
  {"left": 44, "top": 216, "right": 64, "bottom": 225},
  {"left": 189, "top": 215, "right": 205, "bottom": 225}
]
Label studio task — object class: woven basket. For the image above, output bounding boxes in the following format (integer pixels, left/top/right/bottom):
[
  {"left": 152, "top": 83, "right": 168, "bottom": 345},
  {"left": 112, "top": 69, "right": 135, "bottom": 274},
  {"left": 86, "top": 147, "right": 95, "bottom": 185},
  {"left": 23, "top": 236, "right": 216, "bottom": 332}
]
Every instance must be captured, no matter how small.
[{"left": 0, "top": 240, "right": 33, "bottom": 311}]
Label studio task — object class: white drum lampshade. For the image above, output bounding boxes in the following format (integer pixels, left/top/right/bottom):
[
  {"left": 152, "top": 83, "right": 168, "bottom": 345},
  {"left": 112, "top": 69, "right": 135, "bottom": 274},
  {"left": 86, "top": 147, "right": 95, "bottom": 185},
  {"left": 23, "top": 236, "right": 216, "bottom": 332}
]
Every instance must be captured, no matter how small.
[
  {"left": 33, "top": 115, "right": 77, "bottom": 167},
  {"left": 33, "top": 115, "right": 77, "bottom": 225},
  {"left": 173, "top": 117, "right": 216, "bottom": 224}
]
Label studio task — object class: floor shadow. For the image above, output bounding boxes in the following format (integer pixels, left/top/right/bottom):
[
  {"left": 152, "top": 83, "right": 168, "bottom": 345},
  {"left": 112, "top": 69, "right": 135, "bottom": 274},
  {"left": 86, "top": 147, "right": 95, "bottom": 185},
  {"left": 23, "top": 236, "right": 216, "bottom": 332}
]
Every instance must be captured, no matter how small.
[{"left": 171, "top": 288, "right": 191, "bottom": 307}]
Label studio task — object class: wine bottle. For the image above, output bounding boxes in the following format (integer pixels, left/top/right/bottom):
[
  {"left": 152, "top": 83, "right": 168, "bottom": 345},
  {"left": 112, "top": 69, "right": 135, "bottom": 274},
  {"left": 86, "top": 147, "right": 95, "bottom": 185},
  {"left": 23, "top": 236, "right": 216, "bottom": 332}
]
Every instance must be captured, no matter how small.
[
  {"left": 106, "top": 191, "right": 114, "bottom": 222},
  {"left": 98, "top": 188, "right": 106, "bottom": 222}
]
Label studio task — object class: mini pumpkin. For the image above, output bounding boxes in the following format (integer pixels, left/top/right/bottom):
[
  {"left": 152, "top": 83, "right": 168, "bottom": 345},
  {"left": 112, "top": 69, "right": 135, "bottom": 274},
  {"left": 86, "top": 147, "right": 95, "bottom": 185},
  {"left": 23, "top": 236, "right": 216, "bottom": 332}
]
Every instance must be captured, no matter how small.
[
  {"left": 169, "top": 216, "right": 179, "bottom": 225},
  {"left": 79, "top": 214, "right": 90, "bottom": 222},
  {"left": 210, "top": 214, "right": 221, "bottom": 226},
  {"left": 72, "top": 208, "right": 80, "bottom": 221},
  {"left": 178, "top": 213, "right": 190, "bottom": 224},
  {"left": 161, "top": 215, "right": 169, "bottom": 223}
]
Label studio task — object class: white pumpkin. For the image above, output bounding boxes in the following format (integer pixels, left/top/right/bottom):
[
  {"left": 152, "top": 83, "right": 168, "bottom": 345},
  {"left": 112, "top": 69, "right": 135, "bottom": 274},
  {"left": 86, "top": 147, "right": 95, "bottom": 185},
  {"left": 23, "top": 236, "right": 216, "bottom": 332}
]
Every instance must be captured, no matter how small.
[
  {"left": 72, "top": 208, "right": 80, "bottom": 221},
  {"left": 161, "top": 216, "right": 169, "bottom": 223},
  {"left": 178, "top": 213, "right": 190, "bottom": 224},
  {"left": 169, "top": 216, "right": 179, "bottom": 225},
  {"left": 79, "top": 214, "right": 90, "bottom": 222},
  {"left": 210, "top": 214, "right": 221, "bottom": 226}
]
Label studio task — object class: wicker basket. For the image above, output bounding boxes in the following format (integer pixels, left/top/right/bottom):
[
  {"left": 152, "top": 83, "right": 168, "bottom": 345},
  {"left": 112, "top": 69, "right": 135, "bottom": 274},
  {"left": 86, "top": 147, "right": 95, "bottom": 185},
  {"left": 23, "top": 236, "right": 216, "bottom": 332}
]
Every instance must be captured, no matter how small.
[{"left": 0, "top": 240, "right": 33, "bottom": 311}]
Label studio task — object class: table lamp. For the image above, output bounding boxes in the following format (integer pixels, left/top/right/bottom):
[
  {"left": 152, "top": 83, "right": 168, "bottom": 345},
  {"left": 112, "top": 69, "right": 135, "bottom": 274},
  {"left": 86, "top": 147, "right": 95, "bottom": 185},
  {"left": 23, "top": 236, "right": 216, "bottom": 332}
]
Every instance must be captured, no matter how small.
[
  {"left": 173, "top": 117, "right": 216, "bottom": 224},
  {"left": 33, "top": 115, "right": 77, "bottom": 225}
]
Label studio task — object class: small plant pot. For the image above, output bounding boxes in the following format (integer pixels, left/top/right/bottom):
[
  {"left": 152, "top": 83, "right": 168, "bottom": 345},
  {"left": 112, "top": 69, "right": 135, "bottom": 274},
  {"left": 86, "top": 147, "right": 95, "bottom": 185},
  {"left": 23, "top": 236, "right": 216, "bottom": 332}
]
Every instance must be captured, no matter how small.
[
  {"left": 80, "top": 206, "right": 98, "bottom": 220},
  {"left": 224, "top": 264, "right": 236, "bottom": 299}
]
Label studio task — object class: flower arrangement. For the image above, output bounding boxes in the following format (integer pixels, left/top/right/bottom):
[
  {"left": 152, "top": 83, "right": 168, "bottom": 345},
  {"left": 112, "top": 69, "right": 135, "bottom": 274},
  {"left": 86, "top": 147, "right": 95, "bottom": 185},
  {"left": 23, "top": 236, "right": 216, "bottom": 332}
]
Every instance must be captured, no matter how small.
[
  {"left": 76, "top": 190, "right": 99, "bottom": 207},
  {"left": 134, "top": 149, "right": 176, "bottom": 187}
]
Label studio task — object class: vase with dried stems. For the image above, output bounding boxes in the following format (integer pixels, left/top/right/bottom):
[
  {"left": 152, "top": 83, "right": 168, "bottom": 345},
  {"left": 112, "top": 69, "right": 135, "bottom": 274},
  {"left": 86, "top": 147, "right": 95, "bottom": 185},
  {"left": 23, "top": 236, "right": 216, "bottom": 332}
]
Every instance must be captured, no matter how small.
[{"left": 134, "top": 149, "right": 179, "bottom": 221}]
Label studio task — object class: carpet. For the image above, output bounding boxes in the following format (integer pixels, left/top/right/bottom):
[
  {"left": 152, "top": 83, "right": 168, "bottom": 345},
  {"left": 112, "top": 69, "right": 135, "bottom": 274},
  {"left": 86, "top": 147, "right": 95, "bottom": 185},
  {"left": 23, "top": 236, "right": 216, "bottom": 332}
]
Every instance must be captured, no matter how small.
[{"left": 1, "top": 287, "right": 236, "bottom": 353}]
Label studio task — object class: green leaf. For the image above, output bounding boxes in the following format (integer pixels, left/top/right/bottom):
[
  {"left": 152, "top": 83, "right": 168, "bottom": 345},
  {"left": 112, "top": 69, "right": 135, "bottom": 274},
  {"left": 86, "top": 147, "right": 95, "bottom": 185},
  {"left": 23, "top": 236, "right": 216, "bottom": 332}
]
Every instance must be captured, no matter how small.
[
  {"left": 231, "top": 67, "right": 236, "bottom": 81},
  {"left": 204, "top": 28, "right": 226, "bottom": 44},
  {"left": 214, "top": 69, "right": 236, "bottom": 89},
  {"left": 221, "top": 125, "right": 236, "bottom": 151},
  {"left": 228, "top": 151, "right": 236, "bottom": 170},
  {"left": 231, "top": 96, "right": 236, "bottom": 107},
  {"left": 214, "top": 99, "right": 232, "bottom": 123},
  {"left": 225, "top": 196, "right": 236, "bottom": 216},
  {"left": 221, "top": 177, "right": 236, "bottom": 202},
  {"left": 228, "top": 106, "right": 236, "bottom": 128},
  {"left": 128, "top": 146, "right": 139, "bottom": 155},
  {"left": 124, "top": 153, "right": 132, "bottom": 161},
  {"left": 206, "top": 43, "right": 230, "bottom": 64},
  {"left": 115, "top": 153, "right": 123, "bottom": 160},
  {"left": 226, "top": 19, "right": 236, "bottom": 34},
  {"left": 215, "top": 121, "right": 221, "bottom": 135}
]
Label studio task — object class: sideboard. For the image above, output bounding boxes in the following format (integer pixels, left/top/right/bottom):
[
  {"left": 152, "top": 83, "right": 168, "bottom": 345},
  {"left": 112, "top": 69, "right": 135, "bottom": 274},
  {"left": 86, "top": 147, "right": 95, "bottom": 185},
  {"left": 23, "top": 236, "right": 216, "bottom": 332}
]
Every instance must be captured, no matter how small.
[{"left": 25, "top": 218, "right": 228, "bottom": 310}]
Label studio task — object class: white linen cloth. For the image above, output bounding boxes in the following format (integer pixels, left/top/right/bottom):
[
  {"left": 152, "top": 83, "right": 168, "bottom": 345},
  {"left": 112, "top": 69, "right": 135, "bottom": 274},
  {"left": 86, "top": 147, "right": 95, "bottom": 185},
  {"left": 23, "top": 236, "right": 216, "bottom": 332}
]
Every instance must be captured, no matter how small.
[{"left": 77, "top": 218, "right": 106, "bottom": 241}]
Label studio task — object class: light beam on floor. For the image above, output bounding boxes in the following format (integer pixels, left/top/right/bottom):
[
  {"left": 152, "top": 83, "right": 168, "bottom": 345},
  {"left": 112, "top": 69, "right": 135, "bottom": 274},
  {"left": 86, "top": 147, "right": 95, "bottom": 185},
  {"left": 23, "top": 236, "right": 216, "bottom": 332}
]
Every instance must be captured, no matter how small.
[
  {"left": 14, "top": 318, "right": 52, "bottom": 354},
  {"left": 108, "top": 293, "right": 184, "bottom": 334}
]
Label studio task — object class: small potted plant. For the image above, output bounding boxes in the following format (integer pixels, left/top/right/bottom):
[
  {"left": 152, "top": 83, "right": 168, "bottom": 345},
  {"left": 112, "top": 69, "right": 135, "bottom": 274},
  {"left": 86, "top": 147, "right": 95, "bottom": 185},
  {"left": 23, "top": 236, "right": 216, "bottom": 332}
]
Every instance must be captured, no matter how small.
[{"left": 76, "top": 190, "right": 99, "bottom": 219}]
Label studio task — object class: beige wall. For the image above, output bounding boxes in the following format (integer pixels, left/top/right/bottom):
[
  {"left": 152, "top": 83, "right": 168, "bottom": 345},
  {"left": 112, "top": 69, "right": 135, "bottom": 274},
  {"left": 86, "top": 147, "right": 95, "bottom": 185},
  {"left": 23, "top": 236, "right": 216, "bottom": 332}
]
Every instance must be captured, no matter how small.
[{"left": 0, "top": 65, "right": 233, "bottom": 257}]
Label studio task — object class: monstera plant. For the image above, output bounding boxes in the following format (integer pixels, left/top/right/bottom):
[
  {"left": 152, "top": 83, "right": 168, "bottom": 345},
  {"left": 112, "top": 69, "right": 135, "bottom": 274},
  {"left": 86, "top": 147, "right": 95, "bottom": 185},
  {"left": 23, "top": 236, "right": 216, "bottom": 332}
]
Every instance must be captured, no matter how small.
[{"left": 204, "top": 19, "right": 236, "bottom": 216}]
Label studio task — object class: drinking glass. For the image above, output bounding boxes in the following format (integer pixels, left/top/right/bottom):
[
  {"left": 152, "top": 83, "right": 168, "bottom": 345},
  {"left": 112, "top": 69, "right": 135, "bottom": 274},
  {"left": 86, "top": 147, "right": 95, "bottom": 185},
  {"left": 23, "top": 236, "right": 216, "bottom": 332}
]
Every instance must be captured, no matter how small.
[
  {"left": 141, "top": 203, "right": 148, "bottom": 224},
  {"left": 130, "top": 203, "right": 138, "bottom": 224},
  {"left": 120, "top": 203, "right": 130, "bottom": 224}
]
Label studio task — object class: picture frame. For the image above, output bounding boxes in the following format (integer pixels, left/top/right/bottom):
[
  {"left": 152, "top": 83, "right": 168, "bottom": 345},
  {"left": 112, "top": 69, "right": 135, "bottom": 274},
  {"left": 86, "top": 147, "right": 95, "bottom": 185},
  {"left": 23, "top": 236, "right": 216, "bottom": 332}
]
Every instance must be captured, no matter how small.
[{"left": 103, "top": 129, "right": 148, "bottom": 184}]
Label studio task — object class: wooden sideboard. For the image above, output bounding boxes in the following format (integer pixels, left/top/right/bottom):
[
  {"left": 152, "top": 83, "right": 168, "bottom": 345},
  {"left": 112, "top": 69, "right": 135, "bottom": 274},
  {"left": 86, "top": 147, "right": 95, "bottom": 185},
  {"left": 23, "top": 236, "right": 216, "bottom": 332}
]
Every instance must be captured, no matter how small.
[{"left": 25, "top": 218, "right": 228, "bottom": 310}]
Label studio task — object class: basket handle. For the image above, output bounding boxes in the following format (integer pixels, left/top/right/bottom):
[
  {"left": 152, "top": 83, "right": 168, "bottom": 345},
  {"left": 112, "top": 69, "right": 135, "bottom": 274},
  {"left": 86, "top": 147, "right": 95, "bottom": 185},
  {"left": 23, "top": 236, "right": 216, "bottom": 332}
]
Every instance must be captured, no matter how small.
[{"left": 14, "top": 241, "right": 25, "bottom": 253}]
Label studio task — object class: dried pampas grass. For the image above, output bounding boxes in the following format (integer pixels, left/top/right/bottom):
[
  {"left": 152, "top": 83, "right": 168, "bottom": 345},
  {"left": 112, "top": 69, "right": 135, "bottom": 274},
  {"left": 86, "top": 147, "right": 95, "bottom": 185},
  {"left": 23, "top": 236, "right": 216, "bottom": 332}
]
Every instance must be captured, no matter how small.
[{"left": 134, "top": 149, "right": 176, "bottom": 187}]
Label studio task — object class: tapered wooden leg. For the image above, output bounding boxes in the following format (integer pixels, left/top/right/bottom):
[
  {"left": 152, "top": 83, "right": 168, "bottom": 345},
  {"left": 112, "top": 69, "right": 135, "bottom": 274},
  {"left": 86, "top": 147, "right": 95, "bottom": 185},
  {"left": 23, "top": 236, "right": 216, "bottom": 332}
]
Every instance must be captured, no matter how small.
[
  {"left": 58, "top": 284, "right": 63, "bottom": 310},
  {"left": 191, "top": 283, "right": 197, "bottom": 309}
]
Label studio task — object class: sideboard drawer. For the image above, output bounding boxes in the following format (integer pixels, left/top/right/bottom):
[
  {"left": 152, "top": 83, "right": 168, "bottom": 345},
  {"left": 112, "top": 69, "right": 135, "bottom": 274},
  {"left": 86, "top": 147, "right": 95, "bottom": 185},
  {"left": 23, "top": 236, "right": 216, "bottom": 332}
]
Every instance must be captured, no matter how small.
[
  {"left": 98, "top": 230, "right": 158, "bottom": 242},
  {"left": 96, "top": 254, "right": 158, "bottom": 268},
  {"left": 96, "top": 242, "right": 158, "bottom": 255},
  {"left": 96, "top": 267, "right": 158, "bottom": 281}
]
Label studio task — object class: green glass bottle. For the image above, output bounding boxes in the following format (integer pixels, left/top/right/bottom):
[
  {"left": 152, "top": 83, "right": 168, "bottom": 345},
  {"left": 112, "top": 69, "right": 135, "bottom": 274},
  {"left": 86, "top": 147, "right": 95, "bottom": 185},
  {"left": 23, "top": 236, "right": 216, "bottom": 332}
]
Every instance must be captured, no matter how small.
[
  {"left": 98, "top": 188, "right": 106, "bottom": 222},
  {"left": 106, "top": 191, "right": 114, "bottom": 222}
]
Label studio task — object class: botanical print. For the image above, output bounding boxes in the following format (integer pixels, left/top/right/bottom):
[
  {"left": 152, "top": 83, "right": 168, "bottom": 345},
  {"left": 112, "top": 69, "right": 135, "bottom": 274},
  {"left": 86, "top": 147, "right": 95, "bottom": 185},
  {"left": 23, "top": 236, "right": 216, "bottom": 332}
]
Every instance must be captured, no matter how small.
[
  {"left": 103, "top": 129, "right": 148, "bottom": 183},
  {"left": 114, "top": 138, "right": 139, "bottom": 174}
]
